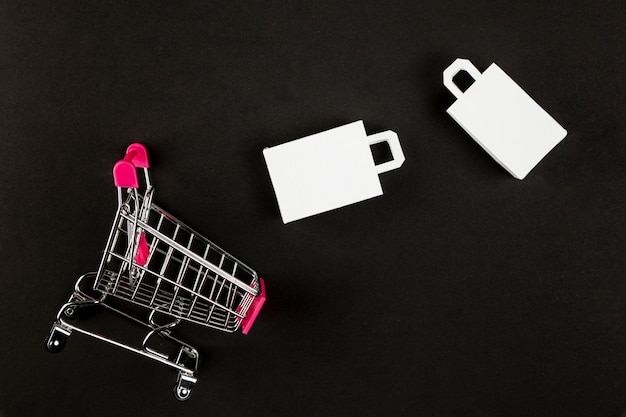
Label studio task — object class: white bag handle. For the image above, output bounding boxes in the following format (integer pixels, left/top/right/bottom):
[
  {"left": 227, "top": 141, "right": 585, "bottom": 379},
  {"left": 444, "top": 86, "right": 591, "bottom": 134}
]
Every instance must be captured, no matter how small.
[
  {"left": 443, "top": 58, "right": 482, "bottom": 99},
  {"left": 367, "top": 130, "right": 405, "bottom": 174}
]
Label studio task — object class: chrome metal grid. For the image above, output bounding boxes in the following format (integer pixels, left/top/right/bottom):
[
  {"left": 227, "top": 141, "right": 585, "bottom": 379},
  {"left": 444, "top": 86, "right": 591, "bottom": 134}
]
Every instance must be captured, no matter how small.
[{"left": 94, "top": 193, "right": 259, "bottom": 333}]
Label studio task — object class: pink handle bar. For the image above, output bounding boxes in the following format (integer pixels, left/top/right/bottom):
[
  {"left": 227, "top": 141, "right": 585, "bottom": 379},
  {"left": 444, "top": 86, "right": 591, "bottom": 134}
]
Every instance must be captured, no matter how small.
[
  {"left": 125, "top": 143, "right": 150, "bottom": 168},
  {"left": 113, "top": 143, "right": 150, "bottom": 188},
  {"left": 241, "top": 278, "right": 266, "bottom": 334}
]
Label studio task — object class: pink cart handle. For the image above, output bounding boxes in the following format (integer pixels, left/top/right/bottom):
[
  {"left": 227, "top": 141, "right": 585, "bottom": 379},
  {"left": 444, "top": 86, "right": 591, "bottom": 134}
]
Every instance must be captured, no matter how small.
[
  {"left": 125, "top": 143, "right": 150, "bottom": 168},
  {"left": 241, "top": 278, "right": 266, "bottom": 335},
  {"left": 113, "top": 143, "right": 150, "bottom": 188},
  {"left": 112, "top": 143, "right": 153, "bottom": 265},
  {"left": 113, "top": 160, "right": 139, "bottom": 188}
]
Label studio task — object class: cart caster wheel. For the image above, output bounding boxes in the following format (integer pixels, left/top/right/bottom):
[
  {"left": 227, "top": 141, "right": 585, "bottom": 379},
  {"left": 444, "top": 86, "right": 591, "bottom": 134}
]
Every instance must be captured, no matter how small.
[
  {"left": 174, "top": 385, "right": 192, "bottom": 401},
  {"left": 45, "top": 326, "right": 71, "bottom": 353},
  {"left": 173, "top": 373, "right": 196, "bottom": 401},
  {"left": 63, "top": 306, "right": 76, "bottom": 318}
]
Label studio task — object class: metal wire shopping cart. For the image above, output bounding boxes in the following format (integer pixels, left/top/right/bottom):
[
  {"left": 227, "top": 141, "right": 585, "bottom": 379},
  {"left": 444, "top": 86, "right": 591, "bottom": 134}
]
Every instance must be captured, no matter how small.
[{"left": 45, "top": 143, "right": 266, "bottom": 400}]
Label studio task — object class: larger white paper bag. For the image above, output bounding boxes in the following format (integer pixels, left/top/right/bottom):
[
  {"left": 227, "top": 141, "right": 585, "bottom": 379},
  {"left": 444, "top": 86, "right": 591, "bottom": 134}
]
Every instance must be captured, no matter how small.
[{"left": 263, "top": 120, "right": 405, "bottom": 223}]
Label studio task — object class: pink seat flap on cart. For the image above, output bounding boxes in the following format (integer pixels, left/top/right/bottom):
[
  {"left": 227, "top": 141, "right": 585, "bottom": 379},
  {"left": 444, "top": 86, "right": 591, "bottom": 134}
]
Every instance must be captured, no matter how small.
[
  {"left": 135, "top": 232, "right": 150, "bottom": 266},
  {"left": 241, "top": 278, "right": 266, "bottom": 335}
]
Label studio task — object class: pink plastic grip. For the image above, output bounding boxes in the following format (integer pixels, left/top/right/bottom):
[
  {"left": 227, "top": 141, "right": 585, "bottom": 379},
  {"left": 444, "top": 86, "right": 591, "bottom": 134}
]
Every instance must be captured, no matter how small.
[
  {"left": 125, "top": 143, "right": 150, "bottom": 168},
  {"left": 241, "top": 278, "right": 266, "bottom": 335},
  {"left": 113, "top": 160, "right": 139, "bottom": 188},
  {"left": 113, "top": 143, "right": 150, "bottom": 188}
]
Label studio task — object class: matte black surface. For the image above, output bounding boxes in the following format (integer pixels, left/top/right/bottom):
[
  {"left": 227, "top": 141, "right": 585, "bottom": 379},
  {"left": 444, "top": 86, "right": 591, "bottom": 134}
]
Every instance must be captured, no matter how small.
[{"left": 1, "top": 2, "right": 624, "bottom": 416}]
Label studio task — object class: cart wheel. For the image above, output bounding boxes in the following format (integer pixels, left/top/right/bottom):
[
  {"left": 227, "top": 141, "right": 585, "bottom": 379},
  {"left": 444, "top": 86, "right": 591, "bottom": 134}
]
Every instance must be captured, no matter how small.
[
  {"left": 63, "top": 306, "right": 76, "bottom": 318},
  {"left": 45, "top": 326, "right": 70, "bottom": 353},
  {"left": 174, "top": 385, "right": 192, "bottom": 401},
  {"left": 173, "top": 373, "right": 196, "bottom": 401}
]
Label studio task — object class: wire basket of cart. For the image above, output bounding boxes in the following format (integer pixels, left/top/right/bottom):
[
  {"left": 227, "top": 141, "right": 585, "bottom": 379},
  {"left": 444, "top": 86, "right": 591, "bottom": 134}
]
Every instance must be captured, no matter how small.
[{"left": 46, "top": 143, "right": 266, "bottom": 401}]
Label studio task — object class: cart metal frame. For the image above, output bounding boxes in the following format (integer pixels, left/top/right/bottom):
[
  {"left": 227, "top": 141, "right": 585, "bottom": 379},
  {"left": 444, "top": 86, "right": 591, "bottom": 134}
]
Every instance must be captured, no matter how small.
[{"left": 46, "top": 143, "right": 266, "bottom": 400}]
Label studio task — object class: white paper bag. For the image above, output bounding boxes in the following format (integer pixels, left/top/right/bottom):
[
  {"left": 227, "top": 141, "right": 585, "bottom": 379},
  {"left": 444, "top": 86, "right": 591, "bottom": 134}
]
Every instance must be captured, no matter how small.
[
  {"left": 444, "top": 58, "right": 567, "bottom": 179},
  {"left": 263, "top": 120, "right": 405, "bottom": 223}
]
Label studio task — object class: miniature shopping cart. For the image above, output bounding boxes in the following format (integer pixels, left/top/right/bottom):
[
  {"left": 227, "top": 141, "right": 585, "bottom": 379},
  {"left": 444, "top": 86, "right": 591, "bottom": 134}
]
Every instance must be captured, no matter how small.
[{"left": 45, "top": 143, "right": 266, "bottom": 400}]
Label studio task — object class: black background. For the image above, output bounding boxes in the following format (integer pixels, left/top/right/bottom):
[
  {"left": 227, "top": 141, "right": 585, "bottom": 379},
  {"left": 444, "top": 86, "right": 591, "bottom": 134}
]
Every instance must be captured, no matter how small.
[{"left": 1, "top": 1, "right": 624, "bottom": 416}]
